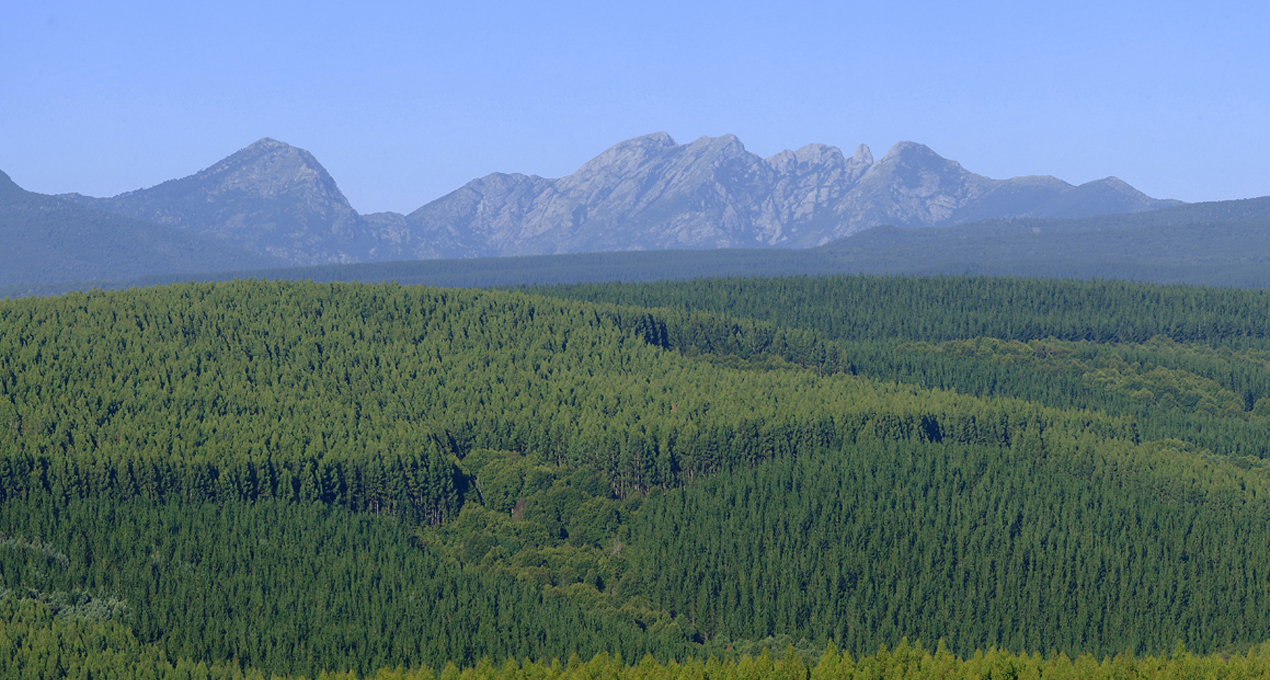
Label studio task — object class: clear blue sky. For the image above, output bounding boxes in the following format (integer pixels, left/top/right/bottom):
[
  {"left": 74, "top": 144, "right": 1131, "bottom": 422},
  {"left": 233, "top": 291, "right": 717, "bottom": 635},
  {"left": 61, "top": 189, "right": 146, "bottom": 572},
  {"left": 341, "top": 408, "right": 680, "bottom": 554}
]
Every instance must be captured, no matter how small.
[{"left": 3, "top": 0, "right": 1266, "bottom": 214}]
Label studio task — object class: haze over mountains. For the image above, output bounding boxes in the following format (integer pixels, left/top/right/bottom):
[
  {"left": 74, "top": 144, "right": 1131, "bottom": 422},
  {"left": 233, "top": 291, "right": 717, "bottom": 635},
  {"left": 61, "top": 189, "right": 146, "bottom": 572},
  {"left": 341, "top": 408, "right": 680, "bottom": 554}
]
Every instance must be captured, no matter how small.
[{"left": 39, "top": 133, "right": 1177, "bottom": 269}]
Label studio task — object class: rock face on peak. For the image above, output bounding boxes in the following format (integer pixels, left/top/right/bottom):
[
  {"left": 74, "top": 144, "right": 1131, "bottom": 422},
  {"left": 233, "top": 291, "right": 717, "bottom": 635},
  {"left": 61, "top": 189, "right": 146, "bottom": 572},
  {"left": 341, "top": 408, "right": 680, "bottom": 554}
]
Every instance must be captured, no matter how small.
[
  {"left": 69, "top": 139, "right": 386, "bottom": 265},
  {"left": 405, "top": 133, "right": 1178, "bottom": 256},
  {"left": 852, "top": 143, "right": 874, "bottom": 166}
]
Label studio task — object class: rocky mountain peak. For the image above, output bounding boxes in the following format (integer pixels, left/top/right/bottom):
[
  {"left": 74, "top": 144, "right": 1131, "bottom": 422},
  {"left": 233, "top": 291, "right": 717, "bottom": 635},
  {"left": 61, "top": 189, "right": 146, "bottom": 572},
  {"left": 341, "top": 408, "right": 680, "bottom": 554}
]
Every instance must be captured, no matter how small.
[
  {"left": 1090, "top": 176, "right": 1131, "bottom": 190},
  {"left": 852, "top": 144, "right": 873, "bottom": 166},
  {"left": 675, "top": 135, "right": 763, "bottom": 183},
  {"left": 196, "top": 138, "right": 340, "bottom": 200},
  {"left": 67, "top": 138, "right": 375, "bottom": 266},
  {"left": 863, "top": 142, "right": 979, "bottom": 193},
  {"left": 880, "top": 141, "right": 952, "bottom": 165},
  {"left": 573, "top": 132, "right": 679, "bottom": 180},
  {"left": 633, "top": 131, "right": 677, "bottom": 148},
  {"left": 765, "top": 144, "right": 843, "bottom": 175},
  {"left": 793, "top": 143, "right": 844, "bottom": 166},
  {"left": 597, "top": 132, "right": 677, "bottom": 158},
  {"left": 685, "top": 133, "right": 747, "bottom": 155},
  {"left": 242, "top": 137, "right": 287, "bottom": 151}
]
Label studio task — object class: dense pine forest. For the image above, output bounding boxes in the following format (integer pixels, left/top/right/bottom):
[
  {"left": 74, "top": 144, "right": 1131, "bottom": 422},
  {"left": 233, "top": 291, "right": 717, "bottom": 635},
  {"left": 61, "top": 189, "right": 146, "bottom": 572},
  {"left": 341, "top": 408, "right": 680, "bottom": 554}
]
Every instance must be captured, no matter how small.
[{"left": 5, "top": 275, "right": 1270, "bottom": 678}]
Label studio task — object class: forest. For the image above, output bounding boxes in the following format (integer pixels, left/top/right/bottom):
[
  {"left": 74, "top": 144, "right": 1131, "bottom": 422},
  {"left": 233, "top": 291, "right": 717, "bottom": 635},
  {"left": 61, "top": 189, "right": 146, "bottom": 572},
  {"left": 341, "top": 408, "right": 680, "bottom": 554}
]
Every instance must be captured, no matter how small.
[{"left": 4, "top": 275, "right": 1270, "bottom": 678}]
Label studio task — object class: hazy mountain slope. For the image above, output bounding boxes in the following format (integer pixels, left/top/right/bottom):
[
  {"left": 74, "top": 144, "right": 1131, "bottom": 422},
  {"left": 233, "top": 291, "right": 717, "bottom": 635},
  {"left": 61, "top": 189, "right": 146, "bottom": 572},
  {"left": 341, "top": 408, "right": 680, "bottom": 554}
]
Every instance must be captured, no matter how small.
[
  {"left": 1099, "top": 194, "right": 1270, "bottom": 225},
  {"left": 0, "top": 169, "right": 283, "bottom": 287},
  {"left": 1024, "top": 176, "right": 1181, "bottom": 219},
  {"left": 819, "top": 219, "right": 1270, "bottom": 279}
]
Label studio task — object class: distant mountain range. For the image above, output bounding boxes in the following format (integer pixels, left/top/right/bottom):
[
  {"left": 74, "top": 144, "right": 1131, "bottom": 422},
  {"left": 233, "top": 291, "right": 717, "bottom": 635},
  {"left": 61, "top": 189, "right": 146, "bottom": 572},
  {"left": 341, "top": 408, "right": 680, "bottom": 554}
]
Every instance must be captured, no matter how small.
[{"left": 38, "top": 133, "right": 1178, "bottom": 269}]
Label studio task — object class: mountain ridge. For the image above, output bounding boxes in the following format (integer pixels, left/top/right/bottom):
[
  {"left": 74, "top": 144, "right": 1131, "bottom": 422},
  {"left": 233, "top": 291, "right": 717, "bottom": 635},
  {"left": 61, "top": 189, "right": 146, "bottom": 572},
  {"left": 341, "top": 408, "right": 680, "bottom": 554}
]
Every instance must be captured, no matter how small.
[
  {"left": 405, "top": 133, "right": 1181, "bottom": 257},
  {"left": 14, "top": 133, "right": 1184, "bottom": 273}
]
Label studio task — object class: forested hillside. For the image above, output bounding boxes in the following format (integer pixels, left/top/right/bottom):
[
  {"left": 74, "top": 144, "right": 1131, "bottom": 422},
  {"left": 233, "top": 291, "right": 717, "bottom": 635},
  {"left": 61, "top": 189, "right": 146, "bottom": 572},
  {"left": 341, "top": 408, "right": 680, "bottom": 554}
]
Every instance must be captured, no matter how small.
[
  {"left": 4, "top": 277, "right": 1270, "bottom": 678},
  {"left": 534, "top": 277, "right": 1270, "bottom": 456}
]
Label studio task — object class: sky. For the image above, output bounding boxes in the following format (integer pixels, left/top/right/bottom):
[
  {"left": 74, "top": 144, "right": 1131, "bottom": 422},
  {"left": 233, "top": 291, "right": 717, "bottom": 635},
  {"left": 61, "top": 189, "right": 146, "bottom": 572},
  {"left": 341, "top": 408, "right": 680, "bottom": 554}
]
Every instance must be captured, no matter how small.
[{"left": 2, "top": 0, "right": 1267, "bottom": 215}]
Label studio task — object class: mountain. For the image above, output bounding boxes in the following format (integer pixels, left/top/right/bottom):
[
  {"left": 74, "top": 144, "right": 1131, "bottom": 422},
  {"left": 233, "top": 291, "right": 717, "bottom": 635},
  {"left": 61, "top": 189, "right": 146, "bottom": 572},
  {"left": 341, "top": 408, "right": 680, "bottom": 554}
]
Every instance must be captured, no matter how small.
[
  {"left": 0, "top": 169, "right": 284, "bottom": 288},
  {"left": 406, "top": 133, "right": 1180, "bottom": 257},
  {"left": 66, "top": 138, "right": 415, "bottom": 266},
  {"left": 39, "top": 134, "right": 1179, "bottom": 269}
]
